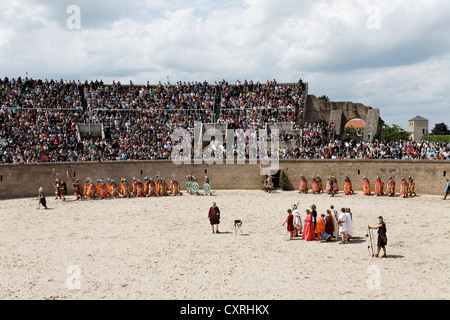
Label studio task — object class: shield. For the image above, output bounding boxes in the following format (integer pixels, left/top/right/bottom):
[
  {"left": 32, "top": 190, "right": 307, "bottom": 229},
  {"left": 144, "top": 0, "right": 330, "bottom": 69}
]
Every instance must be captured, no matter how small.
[
  {"left": 203, "top": 183, "right": 211, "bottom": 194},
  {"left": 191, "top": 182, "right": 199, "bottom": 193}
]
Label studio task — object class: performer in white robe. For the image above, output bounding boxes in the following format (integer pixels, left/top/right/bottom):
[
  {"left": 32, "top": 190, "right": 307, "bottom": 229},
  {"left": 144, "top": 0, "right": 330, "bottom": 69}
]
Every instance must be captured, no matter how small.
[
  {"left": 345, "top": 208, "right": 354, "bottom": 239},
  {"left": 338, "top": 210, "right": 348, "bottom": 244},
  {"left": 292, "top": 205, "right": 302, "bottom": 236}
]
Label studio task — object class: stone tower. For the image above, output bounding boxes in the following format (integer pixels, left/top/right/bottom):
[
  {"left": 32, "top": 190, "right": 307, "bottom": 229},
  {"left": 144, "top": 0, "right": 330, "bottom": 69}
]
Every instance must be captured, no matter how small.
[{"left": 408, "top": 116, "right": 429, "bottom": 141}]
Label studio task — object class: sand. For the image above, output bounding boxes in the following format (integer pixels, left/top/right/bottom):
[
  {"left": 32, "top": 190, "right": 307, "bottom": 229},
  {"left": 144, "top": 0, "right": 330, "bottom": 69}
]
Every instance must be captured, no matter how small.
[{"left": 0, "top": 190, "right": 449, "bottom": 300}]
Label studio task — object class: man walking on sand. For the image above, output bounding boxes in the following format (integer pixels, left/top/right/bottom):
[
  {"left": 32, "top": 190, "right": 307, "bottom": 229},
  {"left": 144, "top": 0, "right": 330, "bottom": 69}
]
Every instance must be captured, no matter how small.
[
  {"left": 444, "top": 179, "right": 450, "bottom": 200},
  {"left": 208, "top": 202, "right": 221, "bottom": 234}
]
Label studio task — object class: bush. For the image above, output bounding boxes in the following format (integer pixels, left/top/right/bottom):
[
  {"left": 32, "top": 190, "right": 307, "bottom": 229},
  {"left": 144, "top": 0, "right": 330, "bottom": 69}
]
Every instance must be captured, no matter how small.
[
  {"left": 382, "top": 124, "right": 411, "bottom": 143},
  {"left": 422, "top": 135, "right": 450, "bottom": 143},
  {"left": 318, "top": 95, "right": 330, "bottom": 102},
  {"left": 431, "top": 123, "right": 450, "bottom": 135},
  {"left": 344, "top": 125, "right": 357, "bottom": 135}
]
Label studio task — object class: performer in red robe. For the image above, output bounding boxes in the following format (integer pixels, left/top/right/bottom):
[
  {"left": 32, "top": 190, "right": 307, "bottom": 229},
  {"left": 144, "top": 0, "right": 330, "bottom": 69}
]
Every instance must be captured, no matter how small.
[
  {"left": 282, "top": 209, "right": 295, "bottom": 240},
  {"left": 302, "top": 210, "right": 316, "bottom": 241},
  {"left": 208, "top": 202, "right": 221, "bottom": 234}
]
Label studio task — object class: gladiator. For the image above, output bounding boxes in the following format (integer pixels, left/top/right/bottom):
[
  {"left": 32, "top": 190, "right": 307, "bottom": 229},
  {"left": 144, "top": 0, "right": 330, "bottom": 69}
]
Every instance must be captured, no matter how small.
[
  {"left": 374, "top": 176, "right": 384, "bottom": 196},
  {"left": 400, "top": 177, "right": 408, "bottom": 198},
  {"left": 344, "top": 175, "right": 353, "bottom": 195},
  {"left": 408, "top": 176, "right": 417, "bottom": 197},
  {"left": 362, "top": 176, "right": 371, "bottom": 196},
  {"left": 299, "top": 174, "right": 308, "bottom": 194}
]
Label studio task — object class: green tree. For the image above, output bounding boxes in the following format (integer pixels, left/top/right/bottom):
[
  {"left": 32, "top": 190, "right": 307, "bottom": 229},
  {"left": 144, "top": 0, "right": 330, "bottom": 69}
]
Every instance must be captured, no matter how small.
[
  {"left": 318, "top": 95, "right": 330, "bottom": 102},
  {"left": 344, "top": 125, "right": 357, "bottom": 135},
  {"left": 382, "top": 124, "right": 411, "bottom": 143},
  {"left": 279, "top": 170, "right": 291, "bottom": 191},
  {"left": 431, "top": 123, "right": 450, "bottom": 135}
]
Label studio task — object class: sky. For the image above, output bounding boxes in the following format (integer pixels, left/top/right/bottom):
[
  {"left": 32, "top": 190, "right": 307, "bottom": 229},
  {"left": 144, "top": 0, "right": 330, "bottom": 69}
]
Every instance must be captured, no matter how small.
[{"left": 1, "top": 0, "right": 449, "bottom": 130}]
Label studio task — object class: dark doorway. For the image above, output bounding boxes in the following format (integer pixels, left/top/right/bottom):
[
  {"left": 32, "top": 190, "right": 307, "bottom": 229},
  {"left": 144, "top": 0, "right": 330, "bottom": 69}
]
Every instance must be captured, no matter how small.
[{"left": 272, "top": 170, "right": 281, "bottom": 189}]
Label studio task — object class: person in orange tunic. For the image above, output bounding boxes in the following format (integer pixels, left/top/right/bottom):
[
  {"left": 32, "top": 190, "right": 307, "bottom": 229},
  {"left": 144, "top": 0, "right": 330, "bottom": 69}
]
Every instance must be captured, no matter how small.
[
  {"left": 316, "top": 175, "right": 323, "bottom": 193},
  {"left": 386, "top": 176, "right": 396, "bottom": 197},
  {"left": 408, "top": 176, "right": 417, "bottom": 197},
  {"left": 344, "top": 175, "right": 353, "bottom": 195},
  {"left": 311, "top": 177, "right": 320, "bottom": 194},
  {"left": 143, "top": 177, "right": 150, "bottom": 196},
  {"left": 315, "top": 214, "right": 332, "bottom": 242},
  {"left": 331, "top": 176, "right": 339, "bottom": 195},
  {"left": 302, "top": 209, "right": 316, "bottom": 241},
  {"left": 374, "top": 176, "right": 384, "bottom": 196},
  {"left": 109, "top": 179, "right": 119, "bottom": 198},
  {"left": 299, "top": 174, "right": 308, "bottom": 194},
  {"left": 325, "top": 176, "right": 332, "bottom": 194},
  {"left": 363, "top": 176, "right": 371, "bottom": 196},
  {"left": 400, "top": 177, "right": 408, "bottom": 198}
]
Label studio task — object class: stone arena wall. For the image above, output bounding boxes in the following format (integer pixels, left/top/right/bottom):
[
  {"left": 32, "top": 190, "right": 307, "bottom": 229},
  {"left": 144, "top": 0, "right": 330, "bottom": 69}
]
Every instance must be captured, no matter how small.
[{"left": 0, "top": 160, "right": 449, "bottom": 199}]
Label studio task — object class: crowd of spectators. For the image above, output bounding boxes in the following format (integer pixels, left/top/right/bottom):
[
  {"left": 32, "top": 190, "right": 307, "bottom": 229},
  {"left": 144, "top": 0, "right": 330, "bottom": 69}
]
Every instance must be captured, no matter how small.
[
  {"left": 1, "top": 76, "right": 449, "bottom": 164},
  {"left": 280, "top": 138, "right": 450, "bottom": 160},
  {"left": 217, "top": 79, "right": 305, "bottom": 129}
]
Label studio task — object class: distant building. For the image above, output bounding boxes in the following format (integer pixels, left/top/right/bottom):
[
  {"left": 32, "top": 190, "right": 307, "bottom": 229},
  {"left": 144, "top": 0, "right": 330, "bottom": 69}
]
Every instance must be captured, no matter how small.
[{"left": 409, "top": 116, "right": 429, "bottom": 141}]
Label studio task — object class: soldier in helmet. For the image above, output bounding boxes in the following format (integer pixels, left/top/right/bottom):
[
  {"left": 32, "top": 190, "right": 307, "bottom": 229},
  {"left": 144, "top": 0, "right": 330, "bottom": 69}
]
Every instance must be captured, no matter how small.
[
  {"left": 386, "top": 176, "right": 396, "bottom": 197},
  {"left": 66, "top": 171, "right": 82, "bottom": 201},
  {"left": 344, "top": 175, "right": 353, "bottom": 195},
  {"left": 362, "top": 176, "right": 371, "bottom": 196},
  {"left": 204, "top": 176, "right": 212, "bottom": 196},
  {"left": 400, "top": 177, "right": 408, "bottom": 198},
  {"left": 375, "top": 176, "right": 384, "bottom": 196},
  {"left": 299, "top": 174, "right": 308, "bottom": 194},
  {"left": 316, "top": 175, "right": 323, "bottom": 193},
  {"left": 408, "top": 176, "right": 417, "bottom": 197},
  {"left": 53, "top": 177, "right": 61, "bottom": 200},
  {"left": 192, "top": 176, "right": 200, "bottom": 196}
]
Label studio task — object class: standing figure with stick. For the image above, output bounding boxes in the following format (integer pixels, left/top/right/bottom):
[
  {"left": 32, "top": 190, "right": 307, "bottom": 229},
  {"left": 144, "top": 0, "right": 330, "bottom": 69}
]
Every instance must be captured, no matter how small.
[{"left": 369, "top": 216, "right": 388, "bottom": 258}]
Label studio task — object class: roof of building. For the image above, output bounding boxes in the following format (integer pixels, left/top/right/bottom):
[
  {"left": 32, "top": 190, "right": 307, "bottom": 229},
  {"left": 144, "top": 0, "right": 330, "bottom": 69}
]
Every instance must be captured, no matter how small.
[
  {"left": 409, "top": 116, "right": 428, "bottom": 121},
  {"left": 345, "top": 119, "right": 366, "bottom": 129}
]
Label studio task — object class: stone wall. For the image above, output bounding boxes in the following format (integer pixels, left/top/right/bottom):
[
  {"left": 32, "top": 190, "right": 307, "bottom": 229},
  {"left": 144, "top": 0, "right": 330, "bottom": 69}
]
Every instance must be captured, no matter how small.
[
  {"left": 303, "top": 95, "right": 384, "bottom": 140},
  {"left": 1, "top": 160, "right": 449, "bottom": 199}
]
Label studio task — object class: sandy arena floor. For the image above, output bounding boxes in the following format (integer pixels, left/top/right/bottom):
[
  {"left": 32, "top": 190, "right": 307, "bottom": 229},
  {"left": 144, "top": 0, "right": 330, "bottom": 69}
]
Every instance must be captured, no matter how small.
[{"left": 0, "top": 190, "right": 449, "bottom": 300}]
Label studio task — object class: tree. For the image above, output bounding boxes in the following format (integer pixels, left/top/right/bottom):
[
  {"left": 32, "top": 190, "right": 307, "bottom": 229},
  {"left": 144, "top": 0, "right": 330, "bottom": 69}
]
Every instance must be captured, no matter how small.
[
  {"left": 279, "top": 170, "right": 292, "bottom": 191},
  {"left": 382, "top": 124, "right": 411, "bottom": 143},
  {"left": 431, "top": 123, "right": 450, "bottom": 135},
  {"left": 318, "top": 95, "right": 330, "bottom": 102}
]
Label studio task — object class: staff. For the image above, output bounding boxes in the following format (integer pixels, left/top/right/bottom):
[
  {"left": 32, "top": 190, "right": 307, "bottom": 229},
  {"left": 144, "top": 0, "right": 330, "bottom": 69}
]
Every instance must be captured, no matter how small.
[{"left": 368, "top": 216, "right": 388, "bottom": 258}]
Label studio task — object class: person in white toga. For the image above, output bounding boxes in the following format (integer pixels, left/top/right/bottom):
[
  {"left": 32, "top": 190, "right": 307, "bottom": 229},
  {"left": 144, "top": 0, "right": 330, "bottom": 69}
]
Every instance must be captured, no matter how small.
[
  {"left": 292, "top": 204, "right": 302, "bottom": 237},
  {"left": 338, "top": 210, "right": 348, "bottom": 244}
]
